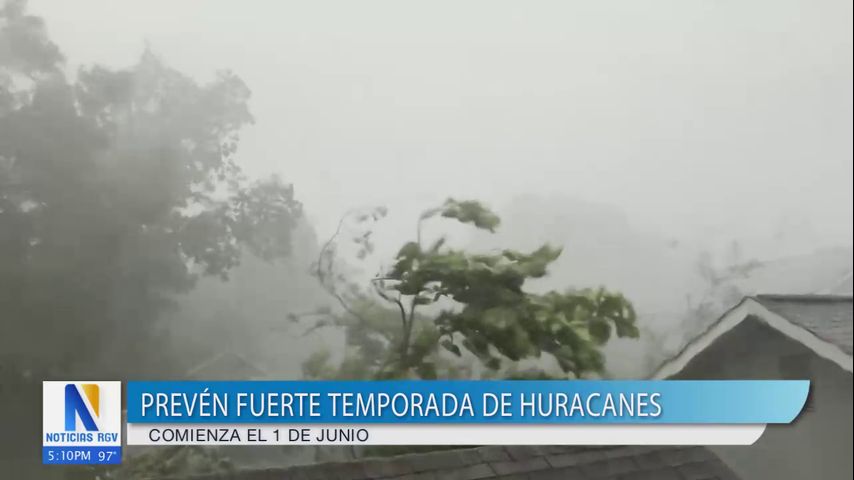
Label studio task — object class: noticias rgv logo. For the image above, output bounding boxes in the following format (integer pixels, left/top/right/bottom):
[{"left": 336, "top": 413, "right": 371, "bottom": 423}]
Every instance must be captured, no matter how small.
[
  {"left": 43, "top": 381, "right": 122, "bottom": 465},
  {"left": 65, "top": 383, "right": 100, "bottom": 432},
  {"left": 43, "top": 381, "right": 122, "bottom": 445}
]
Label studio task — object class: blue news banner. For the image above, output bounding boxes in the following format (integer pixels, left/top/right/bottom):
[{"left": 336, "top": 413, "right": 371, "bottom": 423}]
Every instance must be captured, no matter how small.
[
  {"left": 126, "top": 380, "right": 809, "bottom": 424},
  {"left": 45, "top": 379, "right": 809, "bottom": 464}
]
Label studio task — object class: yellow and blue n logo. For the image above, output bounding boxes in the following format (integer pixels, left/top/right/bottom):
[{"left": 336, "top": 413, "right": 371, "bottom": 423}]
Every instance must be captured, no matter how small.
[{"left": 64, "top": 384, "right": 99, "bottom": 432}]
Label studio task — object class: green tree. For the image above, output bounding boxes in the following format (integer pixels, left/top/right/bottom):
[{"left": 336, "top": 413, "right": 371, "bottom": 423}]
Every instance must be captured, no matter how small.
[
  {"left": 0, "top": 0, "right": 301, "bottom": 377},
  {"left": 299, "top": 199, "right": 639, "bottom": 380},
  {"left": 2, "top": 2, "right": 301, "bottom": 477}
]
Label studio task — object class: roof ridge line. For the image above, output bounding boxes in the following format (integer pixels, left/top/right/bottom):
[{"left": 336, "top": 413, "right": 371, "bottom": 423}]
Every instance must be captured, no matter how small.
[
  {"left": 652, "top": 297, "right": 853, "bottom": 379},
  {"left": 753, "top": 293, "right": 853, "bottom": 302}
]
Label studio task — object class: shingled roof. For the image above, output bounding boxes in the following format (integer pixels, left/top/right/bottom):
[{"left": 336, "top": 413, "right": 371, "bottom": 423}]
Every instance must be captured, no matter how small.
[
  {"left": 756, "top": 294, "right": 853, "bottom": 355},
  {"left": 179, "top": 445, "right": 741, "bottom": 480},
  {"left": 653, "top": 294, "right": 854, "bottom": 379}
]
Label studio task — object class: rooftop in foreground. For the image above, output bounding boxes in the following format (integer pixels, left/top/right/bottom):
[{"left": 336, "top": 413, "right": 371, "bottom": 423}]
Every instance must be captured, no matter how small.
[{"left": 178, "top": 445, "right": 741, "bottom": 480}]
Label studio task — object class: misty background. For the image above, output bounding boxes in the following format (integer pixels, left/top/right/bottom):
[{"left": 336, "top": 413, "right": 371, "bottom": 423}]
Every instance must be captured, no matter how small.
[
  {"left": 31, "top": 0, "right": 853, "bottom": 253},
  {"left": 29, "top": 0, "right": 851, "bottom": 375},
  {"left": 2, "top": 0, "right": 852, "bottom": 476}
]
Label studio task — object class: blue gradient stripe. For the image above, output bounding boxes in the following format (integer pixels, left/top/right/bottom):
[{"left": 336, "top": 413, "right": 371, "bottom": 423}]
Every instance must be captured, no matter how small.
[{"left": 126, "top": 380, "right": 809, "bottom": 424}]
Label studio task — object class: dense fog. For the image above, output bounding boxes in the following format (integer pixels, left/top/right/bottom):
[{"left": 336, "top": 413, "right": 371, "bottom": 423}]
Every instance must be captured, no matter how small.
[{"left": 2, "top": 0, "right": 851, "bottom": 477}]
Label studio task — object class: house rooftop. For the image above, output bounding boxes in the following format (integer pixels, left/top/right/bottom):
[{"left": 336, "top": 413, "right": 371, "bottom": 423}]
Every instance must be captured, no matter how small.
[
  {"left": 755, "top": 294, "right": 853, "bottom": 355},
  {"left": 185, "top": 351, "right": 270, "bottom": 380},
  {"left": 178, "top": 445, "right": 741, "bottom": 480},
  {"left": 654, "top": 294, "right": 853, "bottom": 379}
]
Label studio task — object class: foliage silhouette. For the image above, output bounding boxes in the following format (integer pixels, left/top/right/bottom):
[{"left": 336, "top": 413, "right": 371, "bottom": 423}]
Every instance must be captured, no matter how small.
[
  {"left": 300, "top": 199, "right": 639, "bottom": 380},
  {"left": 1, "top": 0, "right": 302, "bottom": 375}
]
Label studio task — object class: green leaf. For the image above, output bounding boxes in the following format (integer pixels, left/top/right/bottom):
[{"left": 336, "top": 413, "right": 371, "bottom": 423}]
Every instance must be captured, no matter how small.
[
  {"left": 438, "top": 199, "right": 501, "bottom": 232},
  {"left": 588, "top": 318, "right": 611, "bottom": 344},
  {"left": 441, "top": 339, "right": 462, "bottom": 357}
]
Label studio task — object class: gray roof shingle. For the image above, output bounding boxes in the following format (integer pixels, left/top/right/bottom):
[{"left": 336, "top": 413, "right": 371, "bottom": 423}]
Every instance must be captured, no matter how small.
[
  {"left": 754, "top": 294, "right": 853, "bottom": 355},
  {"left": 177, "top": 445, "right": 741, "bottom": 480},
  {"left": 652, "top": 293, "right": 854, "bottom": 379}
]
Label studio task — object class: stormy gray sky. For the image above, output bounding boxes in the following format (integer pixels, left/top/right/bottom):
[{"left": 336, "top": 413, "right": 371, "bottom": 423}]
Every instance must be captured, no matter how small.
[{"left": 30, "top": 0, "right": 853, "bottom": 259}]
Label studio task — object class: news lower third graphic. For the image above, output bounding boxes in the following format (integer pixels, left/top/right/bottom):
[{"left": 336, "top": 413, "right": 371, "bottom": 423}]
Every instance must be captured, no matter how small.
[
  {"left": 123, "top": 380, "right": 810, "bottom": 447},
  {"left": 42, "top": 381, "right": 122, "bottom": 465},
  {"left": 42, "top": 379, "right": 810, "bottom": 466}
]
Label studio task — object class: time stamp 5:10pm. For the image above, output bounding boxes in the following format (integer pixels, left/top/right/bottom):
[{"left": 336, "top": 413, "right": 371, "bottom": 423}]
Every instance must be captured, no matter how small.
[{"left": 42, "top": 446, "right": 122, "bottom": 465}]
